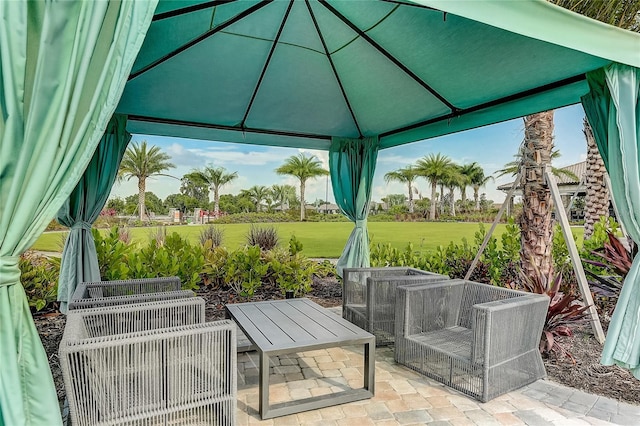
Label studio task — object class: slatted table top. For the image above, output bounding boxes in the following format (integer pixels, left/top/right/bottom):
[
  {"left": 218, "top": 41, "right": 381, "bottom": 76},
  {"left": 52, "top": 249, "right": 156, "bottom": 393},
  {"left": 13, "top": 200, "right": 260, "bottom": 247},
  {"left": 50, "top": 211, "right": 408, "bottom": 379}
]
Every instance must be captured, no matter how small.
[{"left": 226, "top": 298, "right": 373, "bottom": 354}]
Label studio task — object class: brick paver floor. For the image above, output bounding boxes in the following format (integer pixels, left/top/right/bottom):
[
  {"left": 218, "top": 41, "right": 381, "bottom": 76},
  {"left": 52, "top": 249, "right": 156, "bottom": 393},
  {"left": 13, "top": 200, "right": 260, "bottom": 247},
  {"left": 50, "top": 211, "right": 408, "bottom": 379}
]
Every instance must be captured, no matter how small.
[{"left": 234, "top": 309, "right": 640, "bottom": 426}]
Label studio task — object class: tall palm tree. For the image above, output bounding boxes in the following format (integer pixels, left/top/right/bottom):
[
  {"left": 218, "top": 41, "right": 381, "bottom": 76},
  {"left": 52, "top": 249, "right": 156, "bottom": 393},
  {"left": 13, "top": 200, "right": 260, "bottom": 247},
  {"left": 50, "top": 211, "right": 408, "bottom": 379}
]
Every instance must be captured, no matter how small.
[
  {"left": 414, "top": 153, "right": 453, "bottom": 220},
  {"left": 271, "top": 184, "right": 297, "bottom": 212},
  {"left": 457, "top": 163, "right": 478, "bottom": 212},
  {"left": 551, "top": 1, "right": 640, "bottom": 238},
  {"left": 191, "top": 166, "right": 238, "bottom": 217},
  {"left": 240, "top": 185, "right": 270, "bottom": 212},
  {"left": 384, "top": 166, "right": 418, "bottom": 213},
  {"left": 495, "top": 148, "right": 578, "bottom": 181},
  {"left": 275, "top": 154, "right": 329, "bottom": 221},
  {"left": 118, "top": 141, "right": 175, "bottom": 221},
  {"left": 469, "top": 165, "right": 494, "bottom": 211},
  {"left": 443, "top": 166, "right": 464, "bottom": 216},
  {"left": 520, "top": 112, "right": 556, "bottom": 278}
]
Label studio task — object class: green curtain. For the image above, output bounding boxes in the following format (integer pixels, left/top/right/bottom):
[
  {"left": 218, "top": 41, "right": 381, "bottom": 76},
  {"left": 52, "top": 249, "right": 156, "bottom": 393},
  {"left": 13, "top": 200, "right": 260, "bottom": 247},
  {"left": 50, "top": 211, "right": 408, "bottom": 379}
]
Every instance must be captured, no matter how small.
[
  {"left": 329, "top": 137, "right": 380, "bottom": 277},
  {"left": 0, "top": 2, "right": 156, "bottom": 425},
  {"left": 57, "top": 115, "right": 131, "bottom": 314},
  {"left": 582, "top": 63, "right": 640, "bottom": 379}
]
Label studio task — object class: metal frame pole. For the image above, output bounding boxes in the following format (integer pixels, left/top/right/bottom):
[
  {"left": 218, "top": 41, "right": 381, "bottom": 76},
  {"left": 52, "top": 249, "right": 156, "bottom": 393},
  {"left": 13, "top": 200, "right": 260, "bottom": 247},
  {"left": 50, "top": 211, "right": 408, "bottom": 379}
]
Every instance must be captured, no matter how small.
[{"left": 545, "top": 168, "right": 605, "bottom": 343}]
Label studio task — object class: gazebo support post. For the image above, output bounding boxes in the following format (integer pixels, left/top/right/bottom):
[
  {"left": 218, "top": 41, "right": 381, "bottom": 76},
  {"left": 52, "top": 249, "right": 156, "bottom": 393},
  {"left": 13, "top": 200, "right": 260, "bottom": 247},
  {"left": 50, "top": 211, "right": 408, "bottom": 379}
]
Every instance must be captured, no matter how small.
[{"left": 546, "top": 167, "right": 605, "bottom": 344}]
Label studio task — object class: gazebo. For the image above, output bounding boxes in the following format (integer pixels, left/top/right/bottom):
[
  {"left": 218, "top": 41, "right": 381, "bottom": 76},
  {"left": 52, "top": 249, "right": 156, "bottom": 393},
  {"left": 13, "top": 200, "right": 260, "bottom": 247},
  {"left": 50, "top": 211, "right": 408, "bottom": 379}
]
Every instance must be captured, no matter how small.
[{"left": 1, "top": 1, "right": 639, "bottom": 424}]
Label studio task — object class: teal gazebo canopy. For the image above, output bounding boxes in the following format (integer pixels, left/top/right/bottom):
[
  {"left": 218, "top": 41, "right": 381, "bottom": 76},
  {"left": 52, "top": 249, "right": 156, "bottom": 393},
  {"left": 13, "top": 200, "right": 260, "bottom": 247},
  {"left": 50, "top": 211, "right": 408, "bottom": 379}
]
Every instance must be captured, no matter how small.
[
  {"left": 1, "top": 1, "right": 640, "bottom": 425},
  {"left": 117, "top": 0, "right": 639, "bottom": 149}
]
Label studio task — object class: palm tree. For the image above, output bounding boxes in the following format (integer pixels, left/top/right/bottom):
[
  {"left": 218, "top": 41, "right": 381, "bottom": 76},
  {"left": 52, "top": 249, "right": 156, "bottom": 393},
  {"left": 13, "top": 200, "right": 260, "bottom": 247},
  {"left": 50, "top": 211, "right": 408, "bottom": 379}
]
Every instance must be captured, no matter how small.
[
  {"left": 443, "top": 166, "right": 464, "bottom": 216},
  {"left": 551, "top": 1, "right": 640, "bottom": 238},
  {"left": 190, "top": 166, "right": 238, "bottom": 217},
  {"left": 495, "top": 148, "right": 578, "bottom": 181},
  {"left": 271, "top": 184, "right": 297, "bottom": 212},
  {"left": 414, "top": 153, "right": 453, "bottom": 220},
  {"left": 457, "top": 163, "right": 478, "bottom": 212},
  {"left": 469, "top": 165, "right": 494, "bottom": 211},
  {"left": 520, "top": 112, "right": 556, "bottom": 278},
  {"left": 384, "top": 166, "right": 418, "bottom": 213},
  {"left": 118, "top": 141, "right": 175, "bottom": 221},
  {"left": 275, "top": 154, "right": 329, "bottom": 221},
  {"left": 240, "top": 185, "right": 270, "bottom": 212}
]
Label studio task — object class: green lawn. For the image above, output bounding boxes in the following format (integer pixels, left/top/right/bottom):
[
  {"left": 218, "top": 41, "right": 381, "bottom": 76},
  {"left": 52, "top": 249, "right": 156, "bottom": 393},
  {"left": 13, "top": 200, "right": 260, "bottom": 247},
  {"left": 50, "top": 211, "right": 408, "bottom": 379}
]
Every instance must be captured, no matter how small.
[{"left": 32, "top": 222, "right": 584, "bottom": 258}]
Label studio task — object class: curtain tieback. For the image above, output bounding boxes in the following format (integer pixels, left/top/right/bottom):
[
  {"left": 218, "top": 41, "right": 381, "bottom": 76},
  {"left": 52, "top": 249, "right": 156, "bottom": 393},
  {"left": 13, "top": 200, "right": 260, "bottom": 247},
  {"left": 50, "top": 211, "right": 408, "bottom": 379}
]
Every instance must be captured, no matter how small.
[
  {"left": 71, "top": 221, "right": 93, "bottom": 231},
  {"left": 0, "top": 256, "right": 20, "bottom": 287},
  {"left": 355, "top": 219, "right": 367, "bottom": 228}
]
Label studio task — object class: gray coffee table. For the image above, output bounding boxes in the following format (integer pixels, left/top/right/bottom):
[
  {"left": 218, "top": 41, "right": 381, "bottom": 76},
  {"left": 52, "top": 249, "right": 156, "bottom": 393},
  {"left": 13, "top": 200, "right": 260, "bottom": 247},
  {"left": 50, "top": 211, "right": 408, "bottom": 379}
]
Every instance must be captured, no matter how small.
[{"left": 226, "top": 298, "right": 375, "bottom": 419}]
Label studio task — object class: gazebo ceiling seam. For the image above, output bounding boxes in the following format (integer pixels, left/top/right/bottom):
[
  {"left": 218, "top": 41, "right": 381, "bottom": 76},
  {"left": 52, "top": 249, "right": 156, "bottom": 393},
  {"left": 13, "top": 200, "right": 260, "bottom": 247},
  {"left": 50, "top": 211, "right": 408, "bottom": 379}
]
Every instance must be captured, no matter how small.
[
  {"left": 380, "top": 72, "right": 588, "bottom": 139},
  {"left": 317, "top": 0, "right": 458, "bottom": 114},
  {"left": 240, "top": 0, "right": 294, "bottom": 129},
  {"left": 306, "top": 0, "right": 363, "bottom": 138},
  {"left": 219, "top": 30, "right": 325, "bottom": 55},
  {"left": 152, "top": 0, "right": 237, "bottom": 22},
  {"left": 129, "top": 0, "right": 273, "bottom": 81}
]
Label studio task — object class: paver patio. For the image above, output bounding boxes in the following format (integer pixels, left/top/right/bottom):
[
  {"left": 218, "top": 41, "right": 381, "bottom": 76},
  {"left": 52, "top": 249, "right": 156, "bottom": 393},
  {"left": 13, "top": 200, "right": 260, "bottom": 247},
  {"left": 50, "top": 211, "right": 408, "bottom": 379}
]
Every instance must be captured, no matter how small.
[{"left": 234, "top": 308, "right": 640, "bottom": 426}]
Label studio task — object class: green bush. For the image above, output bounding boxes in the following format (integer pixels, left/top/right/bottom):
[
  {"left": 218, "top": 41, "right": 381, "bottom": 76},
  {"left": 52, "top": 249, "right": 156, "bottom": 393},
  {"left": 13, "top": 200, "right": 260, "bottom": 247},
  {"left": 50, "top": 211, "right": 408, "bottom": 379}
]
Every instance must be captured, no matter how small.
[
  {"left": 93, "top": 227, "right": 132, "bottom": 280},
  {"left": 128, "top": 232, "right": 204, "bottom": 290},
  {"left": 225, "top": 245, "right": 269, "bottom": 297},
  {"left": 19, "top": 251, "right": 60, "bottom": 312},
  {"left": 270, "top": 253, "right": 316, "bottom": 297},
  {"left": 214, "top": 212, "right": 293, "bottom": 224}
]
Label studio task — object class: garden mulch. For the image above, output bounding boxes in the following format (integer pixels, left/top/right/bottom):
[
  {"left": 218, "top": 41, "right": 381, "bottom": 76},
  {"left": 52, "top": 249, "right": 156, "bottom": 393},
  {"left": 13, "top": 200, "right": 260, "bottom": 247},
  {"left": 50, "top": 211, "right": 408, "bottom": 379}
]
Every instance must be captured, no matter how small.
[{"left": 36, "top": 275, "right": 639, "bottom": 413}]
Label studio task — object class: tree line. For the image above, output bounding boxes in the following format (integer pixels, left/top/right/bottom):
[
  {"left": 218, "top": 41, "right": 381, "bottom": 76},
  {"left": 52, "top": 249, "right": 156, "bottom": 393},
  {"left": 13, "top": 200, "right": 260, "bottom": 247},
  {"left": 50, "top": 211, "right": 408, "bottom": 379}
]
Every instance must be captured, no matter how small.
[{"left": 115, "top": 141, "right": 328, "bottom": 221}]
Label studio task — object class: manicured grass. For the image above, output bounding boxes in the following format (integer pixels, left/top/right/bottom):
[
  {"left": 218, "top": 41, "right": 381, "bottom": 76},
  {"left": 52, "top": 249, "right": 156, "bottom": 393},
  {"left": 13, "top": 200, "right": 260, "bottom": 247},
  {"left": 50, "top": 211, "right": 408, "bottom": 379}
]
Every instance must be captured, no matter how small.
[{"left": 32, "top": 222, "right": 584, "bottom": 258}]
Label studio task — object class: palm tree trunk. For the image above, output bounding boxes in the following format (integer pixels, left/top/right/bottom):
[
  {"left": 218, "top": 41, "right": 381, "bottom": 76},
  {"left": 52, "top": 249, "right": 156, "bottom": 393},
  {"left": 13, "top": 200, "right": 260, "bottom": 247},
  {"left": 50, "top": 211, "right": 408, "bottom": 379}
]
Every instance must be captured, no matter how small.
[
  {"left": 449, "top": 187, "right": 455, "bottom": 216},
  {"left": 439, "top": 184, "right": 445, "bottom": 215},
  {"left": 520, "top": 112, "right": 555, "bottom": 278},
  {"left": 430, "top": 182, "right": 437, "bottom": 220},
  {"left": 474, "top": 187, "right": 480, "bottom": 211},
  {"left": 460, "top": 188, "right": 467, "bottom": 213},
  {"left": 138, "top": 178, "right": 146, "bottom": 221},
  {"left": 213, "top": 186, "right": 220, "bottom": 218},
  {"left": 407, "top": 182, "right": 414, "bottom": 213},
  {"left": 583, "top": 118, "right": 609, "bottom": 239},
  {"left": 300, "top": 181, "right": 306, "bottom": 221}
]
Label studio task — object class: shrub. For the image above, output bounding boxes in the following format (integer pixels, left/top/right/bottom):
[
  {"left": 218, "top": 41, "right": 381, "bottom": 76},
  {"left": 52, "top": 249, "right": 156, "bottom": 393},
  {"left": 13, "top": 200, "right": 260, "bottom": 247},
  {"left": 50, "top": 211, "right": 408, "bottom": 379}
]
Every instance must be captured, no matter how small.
[
  {"left": 128, "top": 232, "right": 204, "bottom": 290},
  {"left": 93, "top": 227, "right": 132, "bottom": 280},
  {"left": 201, "top": 246, "right": 229, "bottom": 289},
  {"left": 270, "top": 253, "right": 316, "bottom": 297},
  {"left": 214, "top": 212, "right": 292, "bottom": 224},
  {"left": 513, "top": 262, "right": 590, "bottom": 362},
  {"left": 225, "top": 245, "right": 269, "bottom": 297},
  {"left": 288, "top": 234, "right": 303, "bottom": 256},
  {"left": 148, "top": 226, "right": 168, "bottom": 247},
  {"left": 19, "top": 251, "right": 60, "bottom": 312},
  {"left": 315, "top": 260, "right": 337, "bottom": 278},
  {"left": 246, "top": 224, "right": 280, "bottom": 251},
  {"left": 200, "top": 225, "right": 224, "bottom": 249}
]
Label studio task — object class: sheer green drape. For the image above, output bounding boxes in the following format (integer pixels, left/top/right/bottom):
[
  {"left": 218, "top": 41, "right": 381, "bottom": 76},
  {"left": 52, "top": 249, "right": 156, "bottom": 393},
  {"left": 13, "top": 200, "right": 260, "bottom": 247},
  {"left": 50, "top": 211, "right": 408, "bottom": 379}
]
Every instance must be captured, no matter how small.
[
  {"left": 582, "top": 63, "right": 640, "bottom": 379},
  {"left": 57, "top": 115, "right": 131, "bottom": 314},
  {"left": 329, "top": 137, "right": 379, "bottom": 277},
  {"left": 0, "top": 2, "right": 156, "bottom": 424}
]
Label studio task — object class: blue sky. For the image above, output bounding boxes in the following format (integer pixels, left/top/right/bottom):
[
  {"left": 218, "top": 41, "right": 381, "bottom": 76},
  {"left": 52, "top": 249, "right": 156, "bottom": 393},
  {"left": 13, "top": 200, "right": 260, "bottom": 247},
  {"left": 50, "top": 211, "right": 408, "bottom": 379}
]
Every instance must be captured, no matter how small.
[{"left": 110, "top": 103, "right": 588, "bottom": 206}]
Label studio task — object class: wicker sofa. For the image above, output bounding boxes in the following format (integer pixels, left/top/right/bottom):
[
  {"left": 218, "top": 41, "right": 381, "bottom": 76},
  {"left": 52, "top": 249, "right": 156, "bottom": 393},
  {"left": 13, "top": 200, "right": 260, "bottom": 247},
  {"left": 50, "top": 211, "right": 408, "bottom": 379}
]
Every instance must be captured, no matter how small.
[
  {"left": 394, "top": 279, "right": 549, "bottom": 402},
  {"left": 60, "top": 298, "right": 237, "bottom": 425},
  {"left": 69, "top": 277, "right": 193, "bottom": 310},
  {"left": 342, "top": 267, "right": 449, "bottom": 345}
]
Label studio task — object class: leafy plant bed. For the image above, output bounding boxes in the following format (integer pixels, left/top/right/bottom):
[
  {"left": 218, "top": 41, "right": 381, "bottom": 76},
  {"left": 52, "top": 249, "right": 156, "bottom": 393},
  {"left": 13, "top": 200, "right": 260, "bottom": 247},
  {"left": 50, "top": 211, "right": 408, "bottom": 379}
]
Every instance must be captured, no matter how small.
[{"left": 35, "top": 276, "right": 639, "bottom": 413}]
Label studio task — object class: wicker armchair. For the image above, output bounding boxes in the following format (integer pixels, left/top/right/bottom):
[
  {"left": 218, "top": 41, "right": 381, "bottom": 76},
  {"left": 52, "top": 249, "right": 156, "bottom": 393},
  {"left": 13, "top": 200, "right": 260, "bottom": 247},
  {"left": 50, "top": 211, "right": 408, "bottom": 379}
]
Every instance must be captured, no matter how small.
[
  {"left": 60, "top": 298, "right": 237, "bottom": 425},
  {"left": 69, "top": 277, "right": 192, "bottom": 310},
  {"left": 394, "top": 279, "right": 549, "bottom": 401},
  {"left": 342, "top": 267, "right": 448, "bottom": 345}
]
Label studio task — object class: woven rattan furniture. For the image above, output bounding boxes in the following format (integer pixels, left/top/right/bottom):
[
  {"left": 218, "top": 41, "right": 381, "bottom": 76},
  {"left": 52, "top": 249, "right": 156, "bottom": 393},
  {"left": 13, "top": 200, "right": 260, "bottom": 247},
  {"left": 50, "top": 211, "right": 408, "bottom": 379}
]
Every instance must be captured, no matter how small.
[
  {"left": 60, "top": 298, "right": 236, "bottom": 425},
  {"left": 342, "top": 267, "right": 448, "bottom": 345},
  {"left": 226, "top": 298, "right": 374, "bottom": 419},
  {"left": 68, "top": 277, "right": 191, "bottom": 310},
  {"left": 394, "top": 279, "right": 549, "bottom": 402}
]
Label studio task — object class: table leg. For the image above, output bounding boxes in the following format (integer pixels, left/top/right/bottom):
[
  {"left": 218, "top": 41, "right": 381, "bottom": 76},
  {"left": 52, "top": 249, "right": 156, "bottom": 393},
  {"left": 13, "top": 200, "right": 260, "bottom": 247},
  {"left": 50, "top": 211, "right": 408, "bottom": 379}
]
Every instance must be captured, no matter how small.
[
  {"left": 364, "top": 338, "right": 375, "bottom": 394},
  {"left": 259, "top": 351, "right": 270, "bottom": 419}
]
